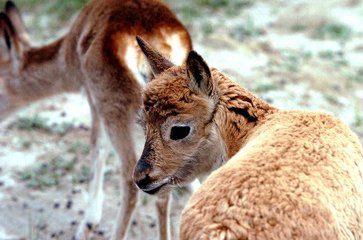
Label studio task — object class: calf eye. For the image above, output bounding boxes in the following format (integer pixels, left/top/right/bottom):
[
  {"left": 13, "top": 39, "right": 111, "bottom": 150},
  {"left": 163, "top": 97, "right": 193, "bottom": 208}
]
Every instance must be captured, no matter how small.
[{"left": 170, "top": 126, "right": 190, "bottom": 140}]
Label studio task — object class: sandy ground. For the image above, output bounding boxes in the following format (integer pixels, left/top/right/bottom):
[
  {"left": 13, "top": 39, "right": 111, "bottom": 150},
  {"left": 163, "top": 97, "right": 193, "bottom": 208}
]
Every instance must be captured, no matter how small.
[{"left": 1, "top": 0, "right": 363, "bottom": 239}]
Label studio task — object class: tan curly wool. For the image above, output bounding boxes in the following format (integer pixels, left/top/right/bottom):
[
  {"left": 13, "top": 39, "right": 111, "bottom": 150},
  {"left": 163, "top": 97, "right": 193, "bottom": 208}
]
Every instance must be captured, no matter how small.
[{"left": 180, "top": 70, "right": 363, "bottom": 240}]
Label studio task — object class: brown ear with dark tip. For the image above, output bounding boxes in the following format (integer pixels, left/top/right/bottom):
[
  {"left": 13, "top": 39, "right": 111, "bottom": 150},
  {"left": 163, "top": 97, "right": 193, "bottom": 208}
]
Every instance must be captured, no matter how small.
[
  {"left": 4, "top": 0, "right": 30, "bottom": 47},
  {"left": 136, "top": 36, "right": 174, "bottom": 77},
  {"left": 186, "top": 50, "right": 214, "bottom": 96},
  {"left": 0, "top": 11, "right": 26, "bottom": 71},
  {"left": 0, "top": 12, "right": 15, "bottom": 51}
]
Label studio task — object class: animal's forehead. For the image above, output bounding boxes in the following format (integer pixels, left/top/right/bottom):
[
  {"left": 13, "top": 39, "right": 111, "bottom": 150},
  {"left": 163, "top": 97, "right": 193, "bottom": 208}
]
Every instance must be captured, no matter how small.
[
  {"left": 145, "top": 66, "right": 188, "bottom": 94},
  {"left": 143, "top": 66, "right": 195, "bottom": 118}
]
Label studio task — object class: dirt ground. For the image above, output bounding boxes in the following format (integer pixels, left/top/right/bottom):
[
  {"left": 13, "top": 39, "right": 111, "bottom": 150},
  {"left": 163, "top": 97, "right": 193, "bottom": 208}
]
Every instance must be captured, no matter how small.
[{"left": 1, "top": 0, "right": 363, "bottom": 239}]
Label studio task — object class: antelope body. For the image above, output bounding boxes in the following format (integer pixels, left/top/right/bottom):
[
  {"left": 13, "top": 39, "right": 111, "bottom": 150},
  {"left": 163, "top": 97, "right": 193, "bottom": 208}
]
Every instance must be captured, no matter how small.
[
  {"left": 0, "top": 1, "right": 192, "bottom": 239},
  {"left": 134, "top": 38, "right": 363, "bottom": 240}
]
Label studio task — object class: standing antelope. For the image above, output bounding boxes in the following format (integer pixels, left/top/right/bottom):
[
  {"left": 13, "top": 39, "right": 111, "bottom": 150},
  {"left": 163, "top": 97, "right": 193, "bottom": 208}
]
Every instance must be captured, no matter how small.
[
  {"left": 134, "top": 38, "right": 363, "bottom": 239},
  {"left": 0, "top": 0, "right": 192, "bottom": 239}
]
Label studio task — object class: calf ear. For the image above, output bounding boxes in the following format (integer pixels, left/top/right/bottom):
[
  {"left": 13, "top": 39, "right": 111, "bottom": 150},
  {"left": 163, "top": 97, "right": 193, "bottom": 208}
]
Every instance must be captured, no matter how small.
[
  {"left": 136, "top": 36, "right": 174, "bottom": 77},
  {"left": 0, "top": 11, "right": 24, "bottom": 72},
  {"left": 0, "top": 12, "right": 14, "bottom": 52},
  {"left": 186, "top": 51, "right": 214, "bottom": 96},
  {"left": 5, "top": 1, "right": 30, "bottom": 47}
]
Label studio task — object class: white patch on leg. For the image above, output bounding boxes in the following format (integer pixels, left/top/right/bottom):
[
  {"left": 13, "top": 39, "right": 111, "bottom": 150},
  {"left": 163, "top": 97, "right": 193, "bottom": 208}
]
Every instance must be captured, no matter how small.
[
  {"left": 165, "top": 33, "right": 188, "bottom": 65},
  {"left": 76, "top": 122, "right": 110, "bottom": 239},
  {"left": 87, "top": 122, "right": 109, "bottom": 222}
]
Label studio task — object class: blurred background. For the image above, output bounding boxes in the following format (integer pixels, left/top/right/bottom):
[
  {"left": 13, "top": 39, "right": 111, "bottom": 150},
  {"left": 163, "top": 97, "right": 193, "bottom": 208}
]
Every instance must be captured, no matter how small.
[{"left": 0, "top": 0, "right": 362, "bottom": 239}]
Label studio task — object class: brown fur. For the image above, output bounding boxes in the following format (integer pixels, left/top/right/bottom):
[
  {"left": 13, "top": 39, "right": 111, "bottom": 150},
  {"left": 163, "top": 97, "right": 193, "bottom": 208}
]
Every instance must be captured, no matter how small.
[
  {"left": 135, "top": 43, "right": 363, "bottom": 239},
  {"left": 0, "top": 1, "right": 192, "bottom": 239},
  {"left": 182, "top": 109, "right": 363, "bottom": 239},
  {"left": 22, "top": 38, "right": 63, "bottom": 65}
]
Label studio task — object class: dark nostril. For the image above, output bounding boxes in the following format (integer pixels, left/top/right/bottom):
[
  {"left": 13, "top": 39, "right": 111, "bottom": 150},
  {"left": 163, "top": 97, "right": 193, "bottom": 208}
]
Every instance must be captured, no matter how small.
[
  {"left": 136, "top": 175, "right": 152, "bottom": 189},
  {"left": 135, "top": 159, "right": 151, "bottom": 174},
  {"left": 134, "top": 159, "right": 153, "bottom": 189}
]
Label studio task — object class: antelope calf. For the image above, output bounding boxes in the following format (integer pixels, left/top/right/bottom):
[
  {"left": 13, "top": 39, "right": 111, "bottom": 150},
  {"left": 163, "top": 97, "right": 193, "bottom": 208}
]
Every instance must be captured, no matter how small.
[
  {"left": 134, "top": 38, "right": 363, "bottom": 239},
  {"left": 0, "top": 0, "right": 192, "bottom": 239}
]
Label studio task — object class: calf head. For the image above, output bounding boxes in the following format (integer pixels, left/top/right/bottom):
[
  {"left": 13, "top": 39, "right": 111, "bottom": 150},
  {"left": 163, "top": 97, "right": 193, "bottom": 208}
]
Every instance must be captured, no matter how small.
[{"left": 133, "top": 37, "right": 225, "bottom": 195}]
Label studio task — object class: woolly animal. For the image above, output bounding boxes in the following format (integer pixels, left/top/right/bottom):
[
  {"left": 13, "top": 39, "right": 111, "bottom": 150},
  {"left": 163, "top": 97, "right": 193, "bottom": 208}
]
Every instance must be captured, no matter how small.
[{"left": 133, "top": 37, "right": 363, "bottom": 240}]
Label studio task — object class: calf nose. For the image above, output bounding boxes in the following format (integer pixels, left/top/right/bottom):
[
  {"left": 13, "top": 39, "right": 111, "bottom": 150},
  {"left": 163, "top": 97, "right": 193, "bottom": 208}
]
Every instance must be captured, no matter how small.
[
  {"left": 133, "top": 159, "right": 152, "bottom": 189},
  {"left": 135, "top": 174, "right": 152, "bottom": 190}
]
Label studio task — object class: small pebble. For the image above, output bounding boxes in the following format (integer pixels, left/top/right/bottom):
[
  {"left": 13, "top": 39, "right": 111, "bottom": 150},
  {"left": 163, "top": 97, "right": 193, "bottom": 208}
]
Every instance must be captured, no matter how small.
[
  {"left": 265, "top": 98, "right": 273, "bottom": 104},
  {"left": 333, "top": 85, "right": 341, "bottom": 92},
  {"left": 279, "top": 79, "right": 287, "bottom": 86},
  {"left": 79, "top": 124, "right": 89, "bottom": 131},
  {"left": 71, "top": 189, "right": 81, "bottom": 194},
  {"left": 66, "top": 200, "right": 73, "bottom": 209},
  {"left": 37, "top": 223, "right": 47, "bottom": 230},
  {"left": 71, "top": 220, "right": 78, "bottom": 226},
  {"left": 86, "top": 223, "right": 93, "bottom": 230},
  {"left": 53, "top": 202, "right": 60, "bottom": 209},
  {"left": 337, "top": 50, "right": 344, "bottom": 57}
]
